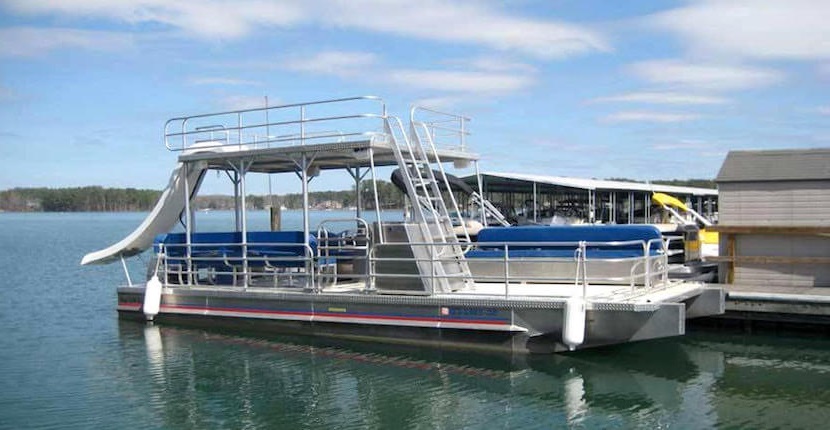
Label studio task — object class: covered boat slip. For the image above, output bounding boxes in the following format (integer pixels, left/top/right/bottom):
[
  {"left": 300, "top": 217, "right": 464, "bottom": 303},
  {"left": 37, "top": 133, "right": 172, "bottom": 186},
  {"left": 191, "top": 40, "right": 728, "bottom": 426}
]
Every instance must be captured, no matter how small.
[
  {"left": 464, "top": 172, "right": 718, "bottom": 226},
  {"left": 89, "top": 95, "right": 724, "bottom": 352}
]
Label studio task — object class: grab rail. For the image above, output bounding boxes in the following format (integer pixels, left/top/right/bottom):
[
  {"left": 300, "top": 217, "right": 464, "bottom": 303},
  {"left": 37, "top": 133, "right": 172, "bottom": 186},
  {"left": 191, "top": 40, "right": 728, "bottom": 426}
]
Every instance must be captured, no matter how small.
[
  {"left": 165, "top": 96, "right": 387, "bottom": 151},
  {"left": 410, "top": 106, "right": 470, "bottom": 151},
  {"left": 369, "top": 237, "right": 670, "bottom": 298}
]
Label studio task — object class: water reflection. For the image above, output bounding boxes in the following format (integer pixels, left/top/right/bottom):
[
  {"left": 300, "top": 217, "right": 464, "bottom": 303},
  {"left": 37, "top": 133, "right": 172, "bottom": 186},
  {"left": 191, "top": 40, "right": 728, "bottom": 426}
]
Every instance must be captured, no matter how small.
[{"left": 118, "top": 322, "right": 830, "bottom": 429}]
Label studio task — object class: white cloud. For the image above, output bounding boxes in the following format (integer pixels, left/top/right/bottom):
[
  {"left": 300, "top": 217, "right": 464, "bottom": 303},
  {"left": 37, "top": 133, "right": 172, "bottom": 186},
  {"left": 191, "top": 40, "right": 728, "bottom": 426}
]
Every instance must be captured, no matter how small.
[
  {"left": 627, "top": 60, "right": 784, "bottom": 91},
  {"left": 411, "top": 96, "right": 464, "bottom": 111},
  {"left": 652, "top": 140, "right": 709, "bottom": 150},
  {"left": 188, "top": 77, "right": 261, "bottom": 86},
  {"left": 219, "top": 95, "right": 270, "bottom": 111},
  {"left": 590, "top": 91, "right": 729, "bottom": 105},
  {"left": 4, "top": 0, "right": 608, "bottom": 58},
  {"left": 283, "top": 51, "right": 379, "bottom": 77},
  {"left": 386, "top": 69, "right": 534, "bottom": 93},
  {"left": 281, "top": 50, "right": 535, "bottom": 94},
  {"left": 648, "top": 0, "right": 830, "bottom": 61},
  {"left": 442, "top": 56, "right": 537, "bottom": 74},
  {"left": 4, "top": 0, "right": 306, "bottom": 39},
  {"left": 818, "top": 106, "right": 830, "bottom": 116},
  {"left": 0, "top": 27, "right": 133, "bottom": 57},
  {"left": 322, "top": 0, "right": 608, "bottom": 59},
  {"left": 602, "top": 111, "right": 701, "bottom": 123}
]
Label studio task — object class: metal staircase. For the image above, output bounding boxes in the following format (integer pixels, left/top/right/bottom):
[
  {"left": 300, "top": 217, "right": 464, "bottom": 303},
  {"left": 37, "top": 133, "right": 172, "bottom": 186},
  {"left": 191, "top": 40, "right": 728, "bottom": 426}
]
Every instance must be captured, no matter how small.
[
  {"left": 383, "top": 115, "right": 473, "bottom": 293},
  {"left": 469, "top": 191, "right": 512, "bottom": 227}
]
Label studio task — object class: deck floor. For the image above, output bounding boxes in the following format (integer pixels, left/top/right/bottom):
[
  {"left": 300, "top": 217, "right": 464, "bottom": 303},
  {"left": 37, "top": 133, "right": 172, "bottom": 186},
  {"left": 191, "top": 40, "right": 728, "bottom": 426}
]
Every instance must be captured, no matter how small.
[{"left": 174, "top": 278, "right": 705, "bottom": 305}]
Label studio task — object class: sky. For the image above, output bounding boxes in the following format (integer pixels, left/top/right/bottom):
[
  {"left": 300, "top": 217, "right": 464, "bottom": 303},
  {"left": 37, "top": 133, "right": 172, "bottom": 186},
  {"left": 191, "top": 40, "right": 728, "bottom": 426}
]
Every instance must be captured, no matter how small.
[{"left": 0, "top": 0, "right": 828, "bottom": 195}]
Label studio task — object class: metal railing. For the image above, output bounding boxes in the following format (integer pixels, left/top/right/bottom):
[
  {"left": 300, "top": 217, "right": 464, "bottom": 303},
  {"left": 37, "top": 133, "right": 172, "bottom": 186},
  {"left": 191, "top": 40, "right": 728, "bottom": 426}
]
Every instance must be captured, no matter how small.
[
  {"left": 155, "top": 241, "right": 317, "bottom": 288},
  {"left": 152, "top": 233, "right": 672, "bottom": 302},
  {"left": 165, "top": 96, "right": 387, "bottom": 151},
  {"left": 369, "top": 238, "right": 671, "bottom": 299},
  {"left": 316, "top": 218, "right": 372, "bottom": 290},
  {"left": 410, "top": 106, "right": 470, "bottom": 152}
]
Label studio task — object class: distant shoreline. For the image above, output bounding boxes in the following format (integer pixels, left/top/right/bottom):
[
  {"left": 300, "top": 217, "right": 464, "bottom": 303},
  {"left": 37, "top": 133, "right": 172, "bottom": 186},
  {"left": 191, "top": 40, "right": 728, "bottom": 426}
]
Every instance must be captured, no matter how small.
[
  {"left": 0, "top": 183, "right": 405, "bottom": 213},
  {"left": 1, "top": 177, "right": 713, "bottom": 213}
]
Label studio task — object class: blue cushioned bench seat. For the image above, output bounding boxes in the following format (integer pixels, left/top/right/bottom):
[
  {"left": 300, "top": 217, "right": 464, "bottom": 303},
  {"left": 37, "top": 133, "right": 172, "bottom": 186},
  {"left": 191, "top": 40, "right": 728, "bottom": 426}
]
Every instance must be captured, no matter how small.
[
  {"left": 466, "top": 225, "right": 664, "bottom": 260},
  {"left": 154, "top": 231, "right": 317, "bottom": 268}
]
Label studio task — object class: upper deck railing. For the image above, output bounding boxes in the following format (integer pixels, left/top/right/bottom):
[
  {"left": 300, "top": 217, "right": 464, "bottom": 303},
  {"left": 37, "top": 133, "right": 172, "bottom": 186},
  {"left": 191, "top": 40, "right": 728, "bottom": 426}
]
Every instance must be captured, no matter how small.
[
  {"left": 164, "top": 96, "right": 389, "bottom": 152},
  {"left": 410, "top": 106, "right": 470, "bottom": 152}
]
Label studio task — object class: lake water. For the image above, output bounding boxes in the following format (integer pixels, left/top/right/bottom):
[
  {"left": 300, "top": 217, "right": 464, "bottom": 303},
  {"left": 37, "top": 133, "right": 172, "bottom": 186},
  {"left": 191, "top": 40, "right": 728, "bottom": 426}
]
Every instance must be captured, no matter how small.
[{"left": 1, "top": 211, "right": 829, "bottom": 429}]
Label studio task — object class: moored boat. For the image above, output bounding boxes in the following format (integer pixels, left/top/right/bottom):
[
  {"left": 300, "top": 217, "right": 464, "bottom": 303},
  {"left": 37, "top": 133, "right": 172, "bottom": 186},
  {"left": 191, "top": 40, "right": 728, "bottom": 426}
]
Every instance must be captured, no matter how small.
[{"left": 83, "top": 96, "right": 724, "bottom": 353}]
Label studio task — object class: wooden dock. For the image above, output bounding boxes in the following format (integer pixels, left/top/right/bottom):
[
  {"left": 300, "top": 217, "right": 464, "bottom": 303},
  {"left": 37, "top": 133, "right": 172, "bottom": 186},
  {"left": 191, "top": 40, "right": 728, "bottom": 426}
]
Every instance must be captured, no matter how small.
[{"left": 697, "top": 283, "right": 830, "bottom": 331}]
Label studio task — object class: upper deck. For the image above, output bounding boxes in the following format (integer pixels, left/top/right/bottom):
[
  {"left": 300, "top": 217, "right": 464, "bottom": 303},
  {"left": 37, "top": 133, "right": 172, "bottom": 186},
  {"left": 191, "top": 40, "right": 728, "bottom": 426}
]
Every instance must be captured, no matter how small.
[{"left": 166, "top": 95, "right": 479, "bottom": 174}]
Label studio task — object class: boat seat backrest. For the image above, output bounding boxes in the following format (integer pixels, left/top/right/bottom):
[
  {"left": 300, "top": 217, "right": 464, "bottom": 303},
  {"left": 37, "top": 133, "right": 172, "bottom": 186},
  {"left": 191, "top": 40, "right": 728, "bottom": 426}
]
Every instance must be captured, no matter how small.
[
  {"left": 154, "top": 231, "right": 317, "bottom": 259},
  {"left": 470, "top": 225, "right": 663, "bottom": 259},
  {"left": 247, "top": 231, "right": 317, "bottom": 256}
]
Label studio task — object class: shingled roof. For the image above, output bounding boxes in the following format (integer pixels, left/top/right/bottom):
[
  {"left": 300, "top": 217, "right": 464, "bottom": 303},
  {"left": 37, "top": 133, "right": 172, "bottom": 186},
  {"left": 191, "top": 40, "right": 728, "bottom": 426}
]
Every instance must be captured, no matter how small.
[{"left": 716, "top": 148, "right": 830, "bottom": 182}]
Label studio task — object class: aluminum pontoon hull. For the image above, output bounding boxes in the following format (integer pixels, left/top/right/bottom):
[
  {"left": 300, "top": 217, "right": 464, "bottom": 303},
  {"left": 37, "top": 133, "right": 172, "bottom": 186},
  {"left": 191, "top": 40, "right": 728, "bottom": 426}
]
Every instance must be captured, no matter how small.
[{"left": 117, "top": 284, "right": 724, "bottom": 353}]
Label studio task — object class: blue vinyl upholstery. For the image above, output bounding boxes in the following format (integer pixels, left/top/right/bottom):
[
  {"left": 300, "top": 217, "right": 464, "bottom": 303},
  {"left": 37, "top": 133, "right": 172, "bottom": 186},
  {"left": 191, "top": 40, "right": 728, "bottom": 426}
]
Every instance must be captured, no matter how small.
[{"left": 466, "top": 225, "right": 663, "bottom": 260}]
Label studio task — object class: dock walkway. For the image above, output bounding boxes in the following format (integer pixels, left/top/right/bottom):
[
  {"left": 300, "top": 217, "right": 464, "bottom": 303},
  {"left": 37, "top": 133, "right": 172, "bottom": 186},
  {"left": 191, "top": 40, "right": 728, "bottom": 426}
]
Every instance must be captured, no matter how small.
[{"left": 707, "top": 283, "right": 830, "bottom": 327}]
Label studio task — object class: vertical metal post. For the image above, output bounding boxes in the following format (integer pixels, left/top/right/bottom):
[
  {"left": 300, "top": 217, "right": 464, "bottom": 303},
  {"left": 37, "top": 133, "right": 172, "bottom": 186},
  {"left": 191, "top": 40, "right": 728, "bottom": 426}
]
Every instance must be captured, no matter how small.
[
  {"left": 643, "top": 241, "right": 650, "bottom": 289},
  {"left": 532, "top": 181, "right": 538, "bottom": 223},
  {"left": 240, "top": 161, "right": 249, "bottom": 288},
  {"left": 460, "top": 116, "right": 466, "bottom": 151},
  {"left": 234, "top": 171, "right": 241, "bottom": 231},
  {"left": 301, "top": 155, "right": 310, "bottom": 248},
  {"left": 580, "top": 242, "right": 588, "bottom": 299},
  {"left": 352, "top": 167, "right": 362, "bottom": 219},
  {"left": 503, "top": 244, "right": 509, "bottom": 297},
  {"left": 300, "top": 105, "right": 306, "bottom": 145},
  {"left": 369, "top": 147, "right": 384, "bottom": 243},
  {"left": 183, "top": 162, "right": 192, "bottom": 285},
  {"left": 475, "top": 161, "right": 485, "bottom": 225},
  {"left": 237, "top": 112, "right": 242, "bottom": 146},
  {"left": 265, "top": 96, "right": 270, "bottom": 148},
  {"left": 588, "top": 190, "right": 595, "bottom": 223}
]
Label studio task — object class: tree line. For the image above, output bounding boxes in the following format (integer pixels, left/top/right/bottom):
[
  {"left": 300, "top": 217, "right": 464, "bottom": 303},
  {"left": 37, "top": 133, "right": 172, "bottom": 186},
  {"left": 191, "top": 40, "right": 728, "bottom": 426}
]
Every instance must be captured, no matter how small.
[
  {"left": 0, "top": 178, "right": 713, "bottom": 213},
  {"left": 0, "top": 187, "right": 162, "bottom": 212},
  {"left": 0, "top": 180, "right": 406, "bottom": 212}
]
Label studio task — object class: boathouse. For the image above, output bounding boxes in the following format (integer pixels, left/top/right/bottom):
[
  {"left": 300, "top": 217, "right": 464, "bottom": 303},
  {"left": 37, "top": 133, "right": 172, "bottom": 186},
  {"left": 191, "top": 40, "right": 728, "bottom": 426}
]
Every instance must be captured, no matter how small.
[
  {"left": 713, "top": 148, "right": 830, "bottom": 287},
  {"left": 463, "top": 172, "right": 718, "bottom": 225}
]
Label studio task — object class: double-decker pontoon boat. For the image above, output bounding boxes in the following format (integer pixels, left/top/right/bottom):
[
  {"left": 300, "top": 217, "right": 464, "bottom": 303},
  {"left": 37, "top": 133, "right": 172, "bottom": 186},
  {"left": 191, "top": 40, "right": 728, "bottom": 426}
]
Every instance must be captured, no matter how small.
[{"left": 82, "top": 96, "right": 724, "bottom": 353}]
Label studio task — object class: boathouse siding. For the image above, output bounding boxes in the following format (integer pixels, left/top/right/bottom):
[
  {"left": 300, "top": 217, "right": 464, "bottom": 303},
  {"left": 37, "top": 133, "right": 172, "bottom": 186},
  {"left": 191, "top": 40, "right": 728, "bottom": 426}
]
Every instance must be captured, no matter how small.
[{"left": 714, "top": 149, "right": 830, "bottom": 287}]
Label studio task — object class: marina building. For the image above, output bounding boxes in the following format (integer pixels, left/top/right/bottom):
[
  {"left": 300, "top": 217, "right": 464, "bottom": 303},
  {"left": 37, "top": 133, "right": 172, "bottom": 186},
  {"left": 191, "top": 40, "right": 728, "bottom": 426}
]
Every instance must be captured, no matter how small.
[
  {"left": 462, "top": 172, "right": 718, "bottom": 225},
  {"left": 713, "top": 148, "right": 830, "bottom": 288}
]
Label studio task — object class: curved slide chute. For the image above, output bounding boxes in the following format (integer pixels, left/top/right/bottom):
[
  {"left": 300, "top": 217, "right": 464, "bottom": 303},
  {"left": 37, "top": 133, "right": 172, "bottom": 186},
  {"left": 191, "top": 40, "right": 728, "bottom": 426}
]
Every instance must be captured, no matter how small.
[{"left": 81, "top": 161, "right": 207, "bottom": 265}]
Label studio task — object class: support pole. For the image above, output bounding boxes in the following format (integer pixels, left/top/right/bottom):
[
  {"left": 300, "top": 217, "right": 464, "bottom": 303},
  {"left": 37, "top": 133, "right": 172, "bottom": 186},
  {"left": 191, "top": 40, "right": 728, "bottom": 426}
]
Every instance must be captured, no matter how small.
[
  {"left": 348, "top": 166, "right": 364, "bottom": 219},
  {"left": 301, "top": 155, "right": 310, "bottom": 246},
  {"left": 532, "top": 181, "right": 538, "bottom": 223},
  {"left": 369, "top": 147, "right": 384, "bottom": 243},
  {"left": 475, "top": 161, "right": 485, "bottom": 225},
  {"left": 183, "top": 162, "right": 192, "bottom": 284},
  {"left": 233, "top": 170, "right": 241, "bottom": 232},
  {"left": 239, "top": 160, "right": 249, "bottom": 288}
]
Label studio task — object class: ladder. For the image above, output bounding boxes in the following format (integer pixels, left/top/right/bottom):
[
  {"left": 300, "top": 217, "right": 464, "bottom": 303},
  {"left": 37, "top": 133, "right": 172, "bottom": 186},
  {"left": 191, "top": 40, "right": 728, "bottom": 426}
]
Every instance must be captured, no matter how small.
[
  {"left": 384, "top": 116, "right": 473, "bottom": 293},
  {"left": 470, "top": 191, "right": 512, "bottom": 227}
]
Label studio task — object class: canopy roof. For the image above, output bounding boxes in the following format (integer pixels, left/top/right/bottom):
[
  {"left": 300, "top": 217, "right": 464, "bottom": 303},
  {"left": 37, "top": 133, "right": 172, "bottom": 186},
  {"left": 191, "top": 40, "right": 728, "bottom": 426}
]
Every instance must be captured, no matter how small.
[{"left": 467, "top": 171, "right": 718, "bottom": 196}]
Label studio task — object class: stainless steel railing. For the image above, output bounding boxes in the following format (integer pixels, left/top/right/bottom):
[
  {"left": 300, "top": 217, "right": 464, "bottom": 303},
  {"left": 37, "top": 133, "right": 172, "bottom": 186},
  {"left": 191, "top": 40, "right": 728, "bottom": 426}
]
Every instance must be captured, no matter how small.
[
  {"left": 369, "top": 238, "right": 671, "bottom": 299},
  {"left": 410, "top": 106, "right": 470, "bottom": 152},
  {"left": 164, "top": 96, "right": 387, "bottom": 151}
]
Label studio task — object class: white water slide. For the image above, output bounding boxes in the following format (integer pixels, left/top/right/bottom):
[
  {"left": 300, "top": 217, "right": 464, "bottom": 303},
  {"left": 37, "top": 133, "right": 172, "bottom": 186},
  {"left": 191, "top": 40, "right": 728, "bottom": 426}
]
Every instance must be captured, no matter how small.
[{"left": 81, "top": 161, "right": 206, "bottom": 265}]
